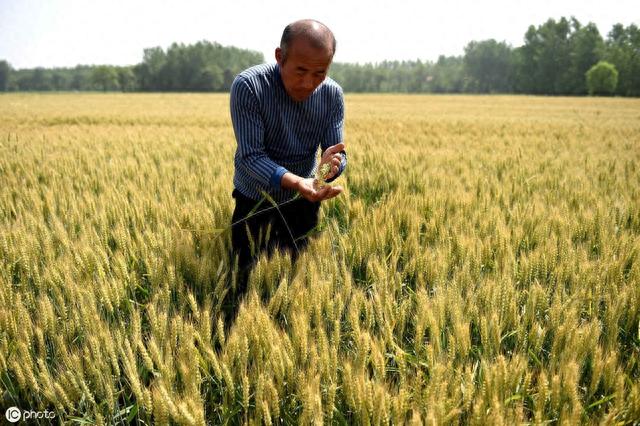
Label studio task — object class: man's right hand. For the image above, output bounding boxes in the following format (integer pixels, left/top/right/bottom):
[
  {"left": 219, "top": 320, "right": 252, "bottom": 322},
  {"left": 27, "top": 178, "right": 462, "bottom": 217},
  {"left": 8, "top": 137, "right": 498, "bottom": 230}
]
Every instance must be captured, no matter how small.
[
  {"left": 296, "top": 177, "right": 343, "bottom": 202},
  {"left": 281, "top": 172, "right": 343, "bottom": 202}
]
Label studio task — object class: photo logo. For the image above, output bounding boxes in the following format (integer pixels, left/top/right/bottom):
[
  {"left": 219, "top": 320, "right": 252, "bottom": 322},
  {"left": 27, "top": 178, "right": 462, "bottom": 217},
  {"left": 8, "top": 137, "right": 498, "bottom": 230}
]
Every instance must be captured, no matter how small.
[
  {"left": 4, "top": 407, "right": 56, "bottom": 422},
  {"left": 5, "top": 407, "right": 21, "bottom": 423}
]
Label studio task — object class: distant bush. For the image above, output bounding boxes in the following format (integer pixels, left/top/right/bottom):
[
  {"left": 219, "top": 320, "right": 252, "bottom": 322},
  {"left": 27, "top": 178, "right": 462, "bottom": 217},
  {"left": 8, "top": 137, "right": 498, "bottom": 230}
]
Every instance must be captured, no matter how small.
[{"left": 586, "top": 61, "right": 618, "bottom": 95}]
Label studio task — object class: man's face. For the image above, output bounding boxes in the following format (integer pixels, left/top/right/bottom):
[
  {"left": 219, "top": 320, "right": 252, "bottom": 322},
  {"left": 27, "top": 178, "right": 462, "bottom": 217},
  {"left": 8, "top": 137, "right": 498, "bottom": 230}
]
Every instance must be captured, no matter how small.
[{"left": 276, "top": 38, "right": 333, "bottom": 102}]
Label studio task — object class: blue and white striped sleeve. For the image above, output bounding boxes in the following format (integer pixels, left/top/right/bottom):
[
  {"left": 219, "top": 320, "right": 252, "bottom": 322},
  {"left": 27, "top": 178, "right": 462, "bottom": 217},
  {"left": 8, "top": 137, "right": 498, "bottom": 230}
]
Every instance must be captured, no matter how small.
[
  {"left": 322, "top": 86, "right": 347, "bottom": 183},
  {"left": 230, "top": 76, "right": 288, "bottom": 188}
]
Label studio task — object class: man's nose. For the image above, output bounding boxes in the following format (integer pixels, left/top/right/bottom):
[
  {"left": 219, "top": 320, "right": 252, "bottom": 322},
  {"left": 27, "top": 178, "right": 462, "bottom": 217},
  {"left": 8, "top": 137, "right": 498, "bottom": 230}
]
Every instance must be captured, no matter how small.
[{"left": 301, "top": 75, "right": 314, "bottom": 90}]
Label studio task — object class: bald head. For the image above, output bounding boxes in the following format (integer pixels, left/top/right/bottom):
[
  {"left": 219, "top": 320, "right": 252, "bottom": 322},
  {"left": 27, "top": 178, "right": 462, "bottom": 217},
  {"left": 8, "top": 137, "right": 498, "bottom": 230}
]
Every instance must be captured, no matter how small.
[{"left": 280, "top": 19, "right": 336, "bottom": 63}]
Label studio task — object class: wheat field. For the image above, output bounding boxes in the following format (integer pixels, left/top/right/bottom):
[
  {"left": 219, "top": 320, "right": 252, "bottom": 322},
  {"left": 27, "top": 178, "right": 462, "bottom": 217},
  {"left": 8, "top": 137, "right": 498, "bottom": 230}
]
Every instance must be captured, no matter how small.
[{"left": 0, "top": 93, "right": 639, "bottom": 424}]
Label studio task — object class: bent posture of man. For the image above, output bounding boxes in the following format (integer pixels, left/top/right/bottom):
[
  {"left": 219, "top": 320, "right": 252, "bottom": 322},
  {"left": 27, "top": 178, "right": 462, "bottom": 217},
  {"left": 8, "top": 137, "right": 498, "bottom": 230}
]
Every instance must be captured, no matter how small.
[{"left": 229, "top": 19, "right": 347, "bottom": 296}]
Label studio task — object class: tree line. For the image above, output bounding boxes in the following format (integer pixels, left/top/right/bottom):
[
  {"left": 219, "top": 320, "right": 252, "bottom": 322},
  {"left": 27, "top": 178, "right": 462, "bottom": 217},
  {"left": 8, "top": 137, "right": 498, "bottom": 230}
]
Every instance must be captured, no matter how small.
[
  {"left": 329, "top": 19, "right": 638, "bottom": 96},
  {"left": 1, "top": 17, "right": 638, "bottom": 96},
  {"left": 0, "top": 41, "right": 263, "bottom": 93}
]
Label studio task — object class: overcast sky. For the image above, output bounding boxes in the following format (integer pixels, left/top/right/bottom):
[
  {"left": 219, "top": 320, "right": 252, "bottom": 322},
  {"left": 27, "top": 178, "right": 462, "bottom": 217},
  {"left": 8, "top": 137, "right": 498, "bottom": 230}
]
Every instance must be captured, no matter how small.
[{"left": 1, "top": 0, "right": 638, "bottom": 69}]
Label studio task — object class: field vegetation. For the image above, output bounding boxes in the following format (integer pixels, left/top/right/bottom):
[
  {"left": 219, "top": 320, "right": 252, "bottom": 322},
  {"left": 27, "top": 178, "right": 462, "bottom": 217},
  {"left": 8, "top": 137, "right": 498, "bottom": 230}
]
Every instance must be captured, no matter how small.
[{"left": 0, "top": 93, "right": 639, "bottom": 424}]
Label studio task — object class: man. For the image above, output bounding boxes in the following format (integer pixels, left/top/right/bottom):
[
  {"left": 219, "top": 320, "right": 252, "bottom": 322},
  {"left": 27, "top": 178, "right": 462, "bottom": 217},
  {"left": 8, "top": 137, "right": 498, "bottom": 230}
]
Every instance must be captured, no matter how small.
[{"left": 229, "top": 19, "right": 347, "bottom": 294}]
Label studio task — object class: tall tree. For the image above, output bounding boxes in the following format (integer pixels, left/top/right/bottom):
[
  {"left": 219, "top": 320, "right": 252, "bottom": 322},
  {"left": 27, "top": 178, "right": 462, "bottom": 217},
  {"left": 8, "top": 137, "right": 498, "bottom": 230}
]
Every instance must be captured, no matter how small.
[
  {"left": 117, "top": 67, "right": 137, "bottom": 92},
  {"left": 516, "top": 17, "right": 572, "bottom": 94},
  {"left": 30, "top": 68, "right": 53, "bottom": 91},
  {"left": 134, "top": 47, "right": 167, "bottom": 90},
  {"left": 566, "top": 20, "right": 604, "bottom": 94},
  {"left": 91, "top": 66, "right": 119, "bottom": 91},
  {"left": 0, "top": 60, "right": 11, "bottom": 91},
  {"left": 70, "top": 66, "right": 92, "bottom": 90},
  {"left": 463, "top": 39, "right": 514, "bottom": 93},
  {"left": 431, "top": 56, "right": 465, "bottom": 93},
  {"left": 604, "top": 24, "right": 640, "bottom": 96}
]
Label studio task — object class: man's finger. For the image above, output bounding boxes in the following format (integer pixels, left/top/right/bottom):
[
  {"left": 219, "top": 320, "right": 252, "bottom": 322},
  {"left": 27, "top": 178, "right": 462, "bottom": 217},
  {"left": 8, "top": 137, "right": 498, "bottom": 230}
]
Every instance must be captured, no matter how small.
[
  {"left": 322, "top": 153, "right": 343, "bottom": 167},
  {"left": 314, "top": 185, "right": 331, "bottom": 201},
  {"left": 325, "top": 186, "right": 343, "bottom": 200},
  {"left": 319, "top": 185, "right": 343, "bottom": 201},
  {"left": 302, "top": 188, "right": 317, "bottom": 202},
  {"left": 323, "top": 142, "right": 345, "bottom": 156},
  {"left": 322, "top": 150, "right": 343, "bottom": 163}
]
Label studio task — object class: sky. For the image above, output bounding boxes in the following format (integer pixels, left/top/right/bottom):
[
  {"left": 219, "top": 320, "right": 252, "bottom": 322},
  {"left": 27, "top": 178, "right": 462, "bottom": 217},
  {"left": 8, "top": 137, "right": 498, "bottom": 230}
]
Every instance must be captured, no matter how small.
[{"left": 0, "top": 0, "right": 638, "bottom": 69}]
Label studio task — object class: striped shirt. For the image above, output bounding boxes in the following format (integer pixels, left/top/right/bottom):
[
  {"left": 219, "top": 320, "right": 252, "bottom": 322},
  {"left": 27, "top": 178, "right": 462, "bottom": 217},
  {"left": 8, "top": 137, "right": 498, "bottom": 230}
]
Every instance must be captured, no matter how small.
[{"left": 230, "top": 63, "right": 347, "bottom": 202}]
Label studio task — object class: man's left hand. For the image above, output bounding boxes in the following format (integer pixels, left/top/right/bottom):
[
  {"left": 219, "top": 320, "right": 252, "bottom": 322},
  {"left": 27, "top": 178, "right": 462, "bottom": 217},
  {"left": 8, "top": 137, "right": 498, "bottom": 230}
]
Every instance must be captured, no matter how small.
[{"left": 320, "top": 142, "right": 346, "bottom": 180}]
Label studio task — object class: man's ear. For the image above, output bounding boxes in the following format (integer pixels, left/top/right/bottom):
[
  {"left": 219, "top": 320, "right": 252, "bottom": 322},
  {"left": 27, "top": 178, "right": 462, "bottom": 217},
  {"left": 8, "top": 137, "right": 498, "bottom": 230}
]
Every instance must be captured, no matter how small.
[{"left": 275, "top": 47, "right": 283, "bottom": 65}]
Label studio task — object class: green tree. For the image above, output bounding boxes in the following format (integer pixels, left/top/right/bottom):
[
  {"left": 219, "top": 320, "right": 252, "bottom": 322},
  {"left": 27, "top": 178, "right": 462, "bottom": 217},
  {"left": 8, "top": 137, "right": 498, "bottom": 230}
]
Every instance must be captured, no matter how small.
[
  {"left": 431, "top": 55, "right": 465, "bottom": 93},
  {"left": 566, "top": 20, "right": 604, "bottom": 94},
  {"left": 91, "top": 66, "right": 119, "bottom": 91},
  {"left": 70, "top": 66, "right": 91, "bottom": 90},
  {"left": 134, "top": 47, "right": 167, "bottom": 90},
  {"left": 50, "top": 71, "right": 69, "bottom": 90},
  {"left": 133, "top": 41, "right": 262, "bottom": 91},
  {"left": 30, "top": 68, "right": 53, "bottom": 90},
  {"left": 196, "top": 64, "right": 223, "bottom": 90},
  {"left": 586, "top": 61, "right": 618, "bottom": 95},
  {"left": 0, "top": 60, "right": 11, "bottom": 91},
  {"left": 604, "top": 24, "right": 640, "bottom": 96},
  {"left": 117, "top": 67, "right": 137, "bottom": 92},
  {"left": 515, "top": 18, "right": 572, "bottom": 94},
  {"left": 463, "top": 39, "right": 514, "bottom": 93}
]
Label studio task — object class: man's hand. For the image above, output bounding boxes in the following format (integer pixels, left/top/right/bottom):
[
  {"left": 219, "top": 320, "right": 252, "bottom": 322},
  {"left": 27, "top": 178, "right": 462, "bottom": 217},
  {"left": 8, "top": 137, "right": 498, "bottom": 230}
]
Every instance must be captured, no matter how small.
[
  {"left": 296, "top": 178, "right": 343, "bottom": 202},
  {"left": 320, "top": 142, "right": 346, "bottom": 181},
  {"left": 281, "top": 172, "right": 343, "bottom": 202}
]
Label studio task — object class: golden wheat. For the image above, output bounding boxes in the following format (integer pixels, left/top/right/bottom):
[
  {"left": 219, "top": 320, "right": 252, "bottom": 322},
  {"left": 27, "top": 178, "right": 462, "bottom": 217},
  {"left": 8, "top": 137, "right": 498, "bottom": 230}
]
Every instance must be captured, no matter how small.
[{"left": 0, "top": 93, "right": 639, "bottom": 424}]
